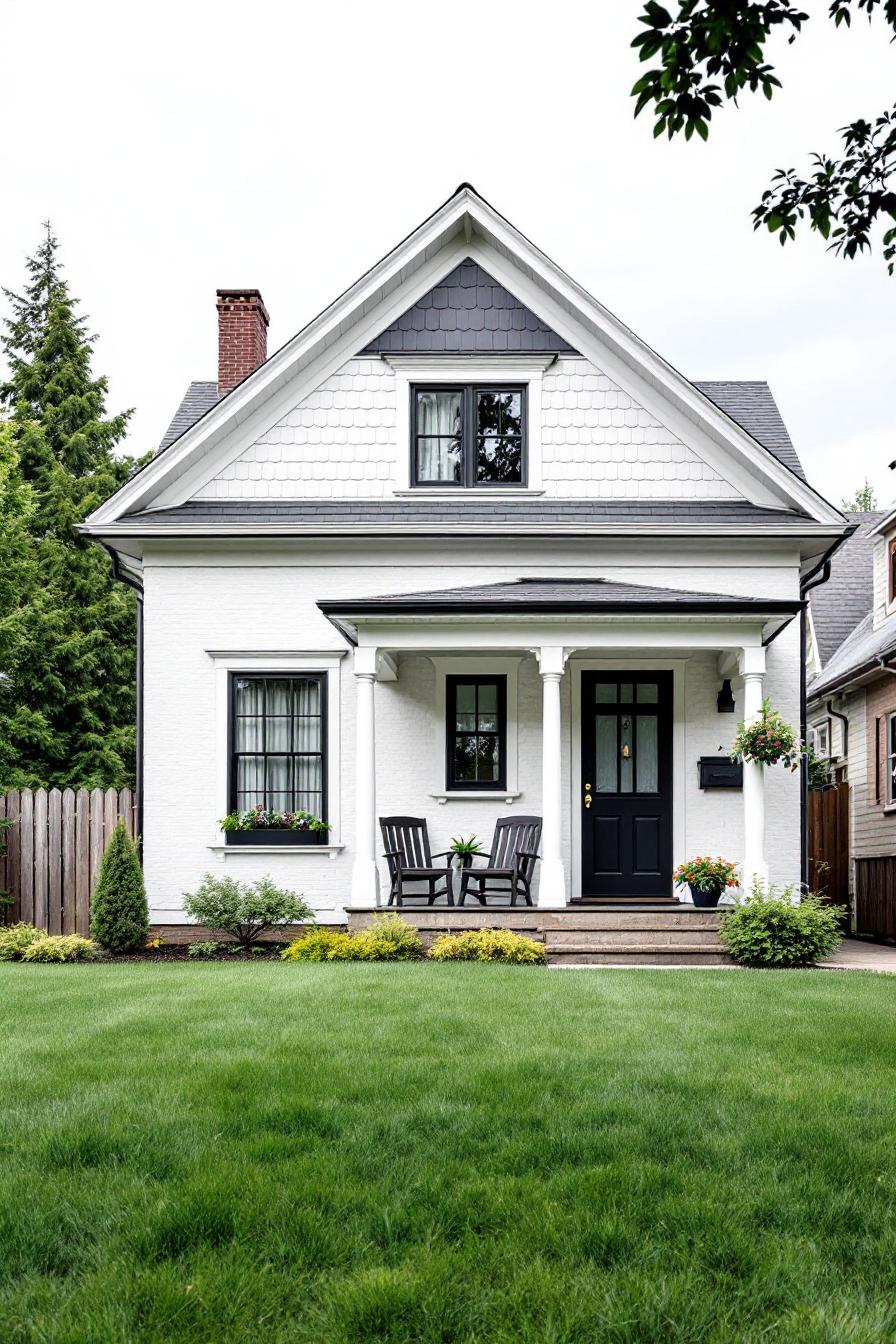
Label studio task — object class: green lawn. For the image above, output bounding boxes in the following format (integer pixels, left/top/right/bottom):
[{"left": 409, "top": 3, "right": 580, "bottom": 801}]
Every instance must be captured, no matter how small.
[{"left": 2, "top": 966, "right": 895, "bottom": 1343}]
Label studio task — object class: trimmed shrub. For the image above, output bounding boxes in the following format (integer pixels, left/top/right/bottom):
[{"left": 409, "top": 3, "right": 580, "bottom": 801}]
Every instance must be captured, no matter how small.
[
  {"left": 281, "top": 928, "right": 355, "bottom": 962},
  {"left": 282, "top": 915, "right": 423, "bottom": 963},
  {"left": 0, "top": 922, "right": 45, "bottom": 961},
  {"left": 187, "top": 940, "right": 221, "bottom": 958},
  {"left": 720, "top": 882, "right": 844, "bottom": 968},
  {"left": 21, "top": 935, "right": 96, "bottom": 963},
  {"left": 90, "top": 821, "right": 149, "bottom": 953},
  {"left": 428, "top": 928, "right": 546, "bottom": 964},
  {"left": 183, "top": 874, "right": 314, "bottom": 949}
]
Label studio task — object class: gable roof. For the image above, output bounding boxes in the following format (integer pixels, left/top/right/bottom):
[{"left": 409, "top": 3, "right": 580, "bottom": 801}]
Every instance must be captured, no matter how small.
[
  {"left": 85, "top": 183, "right": 846, "bottom": 530},
  {"left": 159, "top": 381, "right": 219, "bottom": 451},
  {"left": 809, "top": 512, "right": 882, "bottom": 667},
  {"left": 360, "top": 259, "right": 578, "bottom": 355},
  {"left": 808, "top": 610, "right": 896, "bottom": 698}
]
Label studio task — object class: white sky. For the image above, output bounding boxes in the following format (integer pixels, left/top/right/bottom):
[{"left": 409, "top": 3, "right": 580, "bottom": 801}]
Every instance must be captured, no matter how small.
[{"left": 2, "top": 0, "right": 894, "bottom": 508}]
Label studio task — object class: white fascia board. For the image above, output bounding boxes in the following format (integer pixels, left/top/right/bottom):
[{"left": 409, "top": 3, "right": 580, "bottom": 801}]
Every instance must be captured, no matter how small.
[{"left": 348, "top": 615, "right": 771, "bottom": 653}]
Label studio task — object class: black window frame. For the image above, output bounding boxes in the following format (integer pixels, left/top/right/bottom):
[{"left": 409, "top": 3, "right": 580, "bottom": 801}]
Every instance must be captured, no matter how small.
[
  {"left": 228, "top": 671, "right": 328, "bottom": 821},
  {"left": 445, "top": 674, "right": 508, "bottom": 792},
  {"left": 411, "top": 383, "right": 527, "bottom": 488}
]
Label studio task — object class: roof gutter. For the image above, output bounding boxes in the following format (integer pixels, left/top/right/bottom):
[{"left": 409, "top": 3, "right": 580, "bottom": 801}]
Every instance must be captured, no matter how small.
[
  {"left": 826, "top": 698, "right": 849, "bottom": 759},
  {"left": 98, "top": 542, "right": 144, "bottom": 856}
]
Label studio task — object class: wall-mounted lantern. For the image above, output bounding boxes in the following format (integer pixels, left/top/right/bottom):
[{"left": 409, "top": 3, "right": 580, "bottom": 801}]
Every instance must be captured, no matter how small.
[{"left": 717, "top": 678, "right": 735, "bottom": 714}]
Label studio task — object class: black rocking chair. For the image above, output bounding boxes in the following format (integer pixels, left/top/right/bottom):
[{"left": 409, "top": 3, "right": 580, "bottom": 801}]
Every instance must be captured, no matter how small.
[
  {"left": 380, "top": 816, "right": 455, "bottom": 906},
  {"left": 459, "top": 815, "right": 543, "bottom": 907}
]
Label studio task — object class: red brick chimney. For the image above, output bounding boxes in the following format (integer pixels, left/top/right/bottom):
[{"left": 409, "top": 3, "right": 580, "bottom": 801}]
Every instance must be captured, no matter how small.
[{"left": 216, "top": 288, "right": 270, "bottom": 395}]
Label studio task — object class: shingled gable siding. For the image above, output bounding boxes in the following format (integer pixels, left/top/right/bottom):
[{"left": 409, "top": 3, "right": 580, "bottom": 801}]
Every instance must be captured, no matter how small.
[
  {"left": 191, "top": 356, "right": 742, "bottom": 502},
  {"left": 361, "top": 260, "right": 578, "bottom": 355}
]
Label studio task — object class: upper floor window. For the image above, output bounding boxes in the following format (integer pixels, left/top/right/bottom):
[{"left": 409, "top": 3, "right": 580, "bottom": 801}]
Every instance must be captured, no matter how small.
[
  {"left": 413, "top": 385, "right": 525, "bottom": 487},
  {"left": 889, "top": 539, "right": 896, "bottom": 605},
  {"left": 809, "top": 721, "right": 830, "bottom": 759}
]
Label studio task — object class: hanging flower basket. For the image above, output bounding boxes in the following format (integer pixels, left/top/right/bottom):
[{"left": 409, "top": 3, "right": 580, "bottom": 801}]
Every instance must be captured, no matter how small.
[{"left": 731, "top": 700, "right": 801, "bottom": 771}]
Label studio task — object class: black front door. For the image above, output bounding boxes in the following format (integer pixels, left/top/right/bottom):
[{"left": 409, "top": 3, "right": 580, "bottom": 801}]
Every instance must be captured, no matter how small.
[{"left": 581, "top": 672, "right": 673, "bottom": 898}]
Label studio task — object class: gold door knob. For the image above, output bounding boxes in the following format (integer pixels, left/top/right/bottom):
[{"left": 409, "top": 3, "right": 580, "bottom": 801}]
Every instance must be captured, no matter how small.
[{"left": 584, "top": 792, "right": 592, "bottom": 809}]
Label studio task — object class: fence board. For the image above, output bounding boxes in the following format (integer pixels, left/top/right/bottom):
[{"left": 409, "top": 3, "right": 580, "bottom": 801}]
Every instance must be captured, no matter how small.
[
  {"left": 32, "top": 790, "right": 49, "bottom": 931},
  {"left": 855, "top": 858, "right": 896, "bottom": 942},
  {"left": 75, "top": 790, "right": 91, "bottom": 936},
  {"left": 5, "top": 790, "right": 20, "bottom": 924},
  {"left": 89, "top": 790, "right": 105, "bottom": 893},
  {"left": 19, "top": 790, "right": 34, "bottom": 925},
  {"left": 47, "top": 790, "right": 63, "bottom": 936},
  {"left": 120, "top": 787, "right": 134, "bottom": 839},
  {"left": 807, "top": 782, "right": 849, "bottom": 907},
  {"left": 62, "top": 790, "right": 76, "bottom": 934},
  {"left": 0, "top": 794, "right": 6, "bottom": 915}
]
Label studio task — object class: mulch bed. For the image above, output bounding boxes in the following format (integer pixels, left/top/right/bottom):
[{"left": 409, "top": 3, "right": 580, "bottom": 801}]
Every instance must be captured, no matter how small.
[{"left": 103, "top": 944, "right": 290, "bottom": 963}]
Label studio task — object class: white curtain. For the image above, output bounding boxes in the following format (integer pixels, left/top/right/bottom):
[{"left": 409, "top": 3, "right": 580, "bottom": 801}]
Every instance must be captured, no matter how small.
[{"left": 416, "top": 391, "right": 462, "bottom": 481}]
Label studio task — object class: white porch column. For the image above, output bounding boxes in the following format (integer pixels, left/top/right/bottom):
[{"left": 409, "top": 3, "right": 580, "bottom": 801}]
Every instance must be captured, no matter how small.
[
  {"left": 350, "top": 646, "right": 380, "bottom": 906},
  {"left": 536, "top": 647, "right": 568, "bottom": 908},
  {"left": 738, "top": 646, "right": 768, "bottom": 894}
]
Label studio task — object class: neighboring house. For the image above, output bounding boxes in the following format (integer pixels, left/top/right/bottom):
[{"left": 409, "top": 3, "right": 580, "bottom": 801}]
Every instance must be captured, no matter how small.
[
  {"left": 84, "top": 185, "right": 848, "bottom": 925},
  {"left": 808, "top": 509, "right": 896, "bottom": 935}
]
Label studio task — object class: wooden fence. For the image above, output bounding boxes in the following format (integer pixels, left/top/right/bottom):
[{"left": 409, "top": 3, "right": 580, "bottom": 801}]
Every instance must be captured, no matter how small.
[
  {"left": 0, "top": 788, "right": 136, "bottom": 936},
  {"left": 807, "top": 781, "right": 850, "bottom": 908},
  {"left": 855, "top": 857, "right": 896, "bottom": 943}
]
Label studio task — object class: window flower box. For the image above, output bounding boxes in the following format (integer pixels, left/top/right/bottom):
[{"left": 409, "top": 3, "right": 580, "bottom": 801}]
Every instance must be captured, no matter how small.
[
  {"left": 225, "top": 829, "right": 324, "bottom": 847},
  {"left": 220, "top": 805, "right": 330, "bottom": 847}
]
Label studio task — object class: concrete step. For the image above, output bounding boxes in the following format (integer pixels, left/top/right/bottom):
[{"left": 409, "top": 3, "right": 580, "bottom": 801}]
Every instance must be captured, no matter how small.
[{"left": 546, "top": 928, "right": 723, "bottom": 949}]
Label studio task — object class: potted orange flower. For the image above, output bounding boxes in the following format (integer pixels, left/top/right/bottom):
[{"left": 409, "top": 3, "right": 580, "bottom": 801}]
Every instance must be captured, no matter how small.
[{"left": 672, "top": 856, "right": 739, "bottom": 909}]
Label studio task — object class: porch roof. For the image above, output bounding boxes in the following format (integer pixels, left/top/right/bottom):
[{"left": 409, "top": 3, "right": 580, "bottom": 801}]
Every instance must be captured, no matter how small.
[{"left": 318, "top": 577, "right": 801, "bottom": 648}]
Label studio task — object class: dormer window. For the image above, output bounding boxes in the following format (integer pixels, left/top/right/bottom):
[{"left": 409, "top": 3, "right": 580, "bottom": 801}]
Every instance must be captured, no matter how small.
[{"left": 412, "top": 385, "right": 526, "bottom": 487}]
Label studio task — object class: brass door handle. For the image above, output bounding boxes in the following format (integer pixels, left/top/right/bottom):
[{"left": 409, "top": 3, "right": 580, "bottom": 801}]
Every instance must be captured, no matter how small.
[{"left": 584, "top": 793, "right": 592, "bottom": 809}]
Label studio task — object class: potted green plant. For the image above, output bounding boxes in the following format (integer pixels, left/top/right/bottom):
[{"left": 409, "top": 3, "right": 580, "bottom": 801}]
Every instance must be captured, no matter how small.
[
  {"left": 672, "top": 856, "right": 739, "bottom": 909},
  {"left": 220, "top": 805, "right": 330, "bottom": 847},
  {"left": 450, "top": 834, "right": 482, "bottom": 871},
  {"left": 731, "top": 700, "right": 801, "bottom": 771}
]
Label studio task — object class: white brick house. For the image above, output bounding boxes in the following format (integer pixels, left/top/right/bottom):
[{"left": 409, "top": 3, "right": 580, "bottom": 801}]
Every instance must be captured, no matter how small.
[{"left": 85, "top": 185, "right": 848, "bottom": 923}]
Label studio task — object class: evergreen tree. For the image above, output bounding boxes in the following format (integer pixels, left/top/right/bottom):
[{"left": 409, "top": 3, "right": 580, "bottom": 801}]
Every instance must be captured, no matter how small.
[
  {"left": 0, "top": 225, "right": 138, "bottom": 789},
  {"left": 90, "top": 820, "right": 148, "bottom": 952}
]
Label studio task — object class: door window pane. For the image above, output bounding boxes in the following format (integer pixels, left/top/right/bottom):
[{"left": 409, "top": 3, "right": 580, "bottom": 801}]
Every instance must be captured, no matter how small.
[
  {"left": 636, "top": 683, "right": 658, "bottom": 704},
  {"left": 595, "top": 683, "right": 616, "bottom": 703},
  {"left": 595, "top": 715, "right": 617, "bottom": 792},
  {"left": 620, "top": 715, "right": 634, "bottom": 792},
  {"left": 636, "top": 716, "right": 658, "bottom": 793},
  {"left": 619, "top": 683, "right": 633, "bottom": 704}
]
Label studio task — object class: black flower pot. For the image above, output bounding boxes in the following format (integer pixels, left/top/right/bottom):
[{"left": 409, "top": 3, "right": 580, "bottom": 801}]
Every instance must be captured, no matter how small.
[
  {"left": 688, "top": 882, "right": 723, "bottom": 909},
  {"left": 225, "top": 829, "right": 324, "bottom": 847}
]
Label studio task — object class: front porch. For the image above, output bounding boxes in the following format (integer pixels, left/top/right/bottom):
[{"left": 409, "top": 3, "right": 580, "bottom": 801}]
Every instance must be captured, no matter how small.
[{"left": 319, "top": 577, "right": 802, "bottom": 910}]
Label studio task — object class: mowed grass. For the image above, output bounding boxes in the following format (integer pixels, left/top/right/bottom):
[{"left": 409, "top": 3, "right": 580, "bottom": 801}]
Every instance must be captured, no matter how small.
[{"left": 1, "top": 966, "right": 895, "bottom": 1344}]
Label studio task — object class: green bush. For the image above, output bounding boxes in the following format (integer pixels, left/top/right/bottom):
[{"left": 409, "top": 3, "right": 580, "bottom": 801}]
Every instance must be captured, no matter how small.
[
  {"left": 720, "top": 882, "right": 844, "bottom": 968},
  {"left": 281, "top": 928, "right": 355, "bottom": 962},
  {"left": 0, "top": 922, "right": 45, "bottom": 961},
  {"left": 282, "top": 915, "right": 423, "bottom": 963},
  {"left": 90, "top": 821, "right": 149, "bottom": 953},
  {"left": 183, "top": 874, "right": 314, "bottom": 949},
  {"left": 428, "top": 928, "right": 546, "bottom": 964},
  {"left": 187, "top": 940, "right": 221, "bottom": 958},
  {"left": 21, "top": 935, "right": 96, "bottom": 963}
]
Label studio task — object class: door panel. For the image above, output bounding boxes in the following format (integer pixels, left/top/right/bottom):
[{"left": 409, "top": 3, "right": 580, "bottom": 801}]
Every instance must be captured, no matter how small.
[{"left": 581, "top": 672, "right": 673, "bottom": 898}]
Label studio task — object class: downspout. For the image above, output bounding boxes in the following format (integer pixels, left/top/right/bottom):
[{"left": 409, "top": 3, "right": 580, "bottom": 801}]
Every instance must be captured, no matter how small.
[
  {"left": 99, "top": 542, "right": 144, "bottom": 857},
  {"left": 799, "top": 535, "right": 851, "bottom": 887},
  {"left": 826, "top": 698, "right": 849, "bottom": 762}
]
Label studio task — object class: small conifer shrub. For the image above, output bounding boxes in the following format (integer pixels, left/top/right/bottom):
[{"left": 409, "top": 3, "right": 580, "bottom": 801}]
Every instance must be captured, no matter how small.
[{"left": 90, "top": 821, "right": 149, "bottom": 953}]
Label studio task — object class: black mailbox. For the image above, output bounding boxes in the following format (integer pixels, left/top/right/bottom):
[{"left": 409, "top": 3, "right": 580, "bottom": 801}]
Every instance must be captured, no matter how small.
[{"left": 698, "top": 757, "right": 743, "bottom": 790}]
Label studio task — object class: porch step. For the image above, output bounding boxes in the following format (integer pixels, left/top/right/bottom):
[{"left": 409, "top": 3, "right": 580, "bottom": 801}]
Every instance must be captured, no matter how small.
[{"left": 546, "top": 928, "right": 722, "bottom": 948}]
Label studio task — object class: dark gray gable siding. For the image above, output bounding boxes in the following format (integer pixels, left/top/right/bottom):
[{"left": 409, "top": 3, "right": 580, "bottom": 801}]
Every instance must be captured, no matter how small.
[{"left": 361, "top": 259, "right": 579, "bottom": 355}]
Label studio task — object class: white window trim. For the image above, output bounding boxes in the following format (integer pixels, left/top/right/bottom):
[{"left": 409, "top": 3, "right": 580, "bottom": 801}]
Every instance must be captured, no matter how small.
[
  {"left": 384, "top": 355, "right": 553, "bottom": 493},
  {"left": 887, "top": 533, "right": 896, "bottom": 615},
  {"left": 888, "top": 711, "right": 896, "bottom": 806},
  {"left": 809, "top": 721, "right": 830, "bottom": 759},
  {"left": 429, "top": 655, "right": 521, "bottom": 804},
  {"left": 206, "top": 650, "right": 346, "bottom": 852}
]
